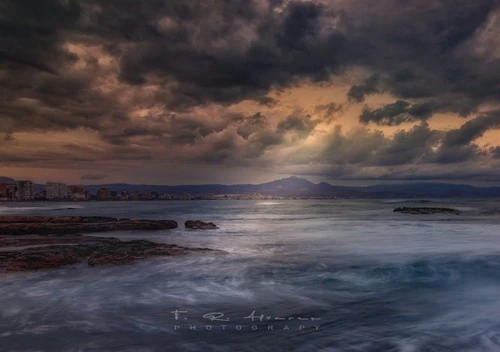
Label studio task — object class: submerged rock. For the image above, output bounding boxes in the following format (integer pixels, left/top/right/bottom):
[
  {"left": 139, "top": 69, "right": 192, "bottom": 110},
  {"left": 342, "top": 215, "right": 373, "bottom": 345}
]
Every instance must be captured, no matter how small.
[
  {"left": 87, "top": 240, "right": 213, "bottom": 266},
  {"left": 0, "top": 234, "right": 120, "bottom": 249},
  {"left": 185, "top": 220, "right": 219, "bottom": 230},
  {"left": 0, "top": 216, "right": 118, "bottom": 223},
  {"left": 0, "top": 216, "right": 178, "bottom": 236},
  {"left": 393, "top": 207, "right": 461, "bottom": 215},
  {"left": 0, "top": 237, "right": 215, "bottom": 272}
]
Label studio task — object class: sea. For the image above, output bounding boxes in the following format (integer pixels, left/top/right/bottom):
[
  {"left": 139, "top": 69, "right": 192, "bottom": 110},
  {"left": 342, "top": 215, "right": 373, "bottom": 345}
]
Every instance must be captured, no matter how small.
[{"left": 1, "top": 199, "right": 500, "bottom": 352}]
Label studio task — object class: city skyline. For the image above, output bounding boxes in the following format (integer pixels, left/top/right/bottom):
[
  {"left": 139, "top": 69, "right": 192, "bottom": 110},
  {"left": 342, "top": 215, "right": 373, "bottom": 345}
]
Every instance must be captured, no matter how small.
[
  {"left": 1, "top": 1, "right": 500, "bottom": 185},
  {"left": 3, "top": 175, "right": 500, "bottom": 201}
]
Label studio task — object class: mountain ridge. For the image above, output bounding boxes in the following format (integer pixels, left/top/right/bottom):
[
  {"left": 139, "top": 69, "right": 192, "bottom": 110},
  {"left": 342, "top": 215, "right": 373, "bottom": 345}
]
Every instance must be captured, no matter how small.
[
  {"left": 2, "top": 176, "right": 500, "bottom": 198},
  {"left": 81, "top": 178, "right": 500, "bottom": 198}
]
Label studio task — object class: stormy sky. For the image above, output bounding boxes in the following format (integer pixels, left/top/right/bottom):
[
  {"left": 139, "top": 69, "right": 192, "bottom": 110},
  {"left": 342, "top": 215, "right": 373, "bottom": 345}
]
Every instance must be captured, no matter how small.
[{"left": 1, "top": 0, "right": 500, "bottom": 185}]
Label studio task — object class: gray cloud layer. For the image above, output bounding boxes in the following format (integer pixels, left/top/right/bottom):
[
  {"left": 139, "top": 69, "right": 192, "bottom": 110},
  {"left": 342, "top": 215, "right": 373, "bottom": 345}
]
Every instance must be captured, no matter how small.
[{"left": 1, "top": 0, "right": 500, "bottom": 182}]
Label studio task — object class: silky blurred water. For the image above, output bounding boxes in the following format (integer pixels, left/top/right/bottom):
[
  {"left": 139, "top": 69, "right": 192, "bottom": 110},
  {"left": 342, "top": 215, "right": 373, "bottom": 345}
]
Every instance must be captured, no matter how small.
[{"left": 2, "top": 199, "right": 500, "bottom": 351}]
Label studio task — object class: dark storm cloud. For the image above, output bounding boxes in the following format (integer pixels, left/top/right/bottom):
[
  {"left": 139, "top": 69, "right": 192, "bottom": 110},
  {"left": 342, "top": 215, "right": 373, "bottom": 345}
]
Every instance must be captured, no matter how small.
[
  {"left": 347, "top": 74, "right": 380, "bottom": 103},
  {"left": 0, "top": 50, "right": 58, "bottom": 75},
  {"left": 255, "top": 96, "right": 278, "bottom": 107},
  {"left": 321, "top": 123, "right": 440, "bottom": 167},
  {"left": 244, "top": 129, "right": 283, "bottom": 159},
  {"left": 491, "top": 147, "right": 500, "bottom": 159},
  {"left": 80, "top": 0, "right": 348, "bottom": 108},
  {"left": 2, "top": 0, "right": 499, "bottom": 124},
  {"left": 0, "top": 0, "right": 80, "bottom": 72},
  {"left": 425, "top": 112, "right": 500, "bottom": 164},
  {"left": 322, "top": 125, "right": 385, "bottom": 165},
  {"left": 311, "top": 122, "right": 500, "bottom": 182},
  {"left": 276, "top": 114, "right": 318, "bottom": 137},
  {"left": 370, "top": 123, "right": 440, "bottom": 166},
  {"left": 1, "top": 0, "right": 500, "bottom": 182},
  {"left": 342, "top": 0, "right": 500, "bottom": 125},
  {"left": 0, "top": 0, "right": 345, "bottom": 139},
  {"left": 315, "top": 102, "right": 343, "bottom": 121},
  {"left": 327, "top": 113, "right": 499, "bottom": 169},
  {"left": 360, "top": 100, "right": 440, "bottom": 126},
  {"left": 236, "top": 112, "right": 269, "bottom": 139},
  {"left": 441, "top": 112, "right": 500, "bottom": 147}
]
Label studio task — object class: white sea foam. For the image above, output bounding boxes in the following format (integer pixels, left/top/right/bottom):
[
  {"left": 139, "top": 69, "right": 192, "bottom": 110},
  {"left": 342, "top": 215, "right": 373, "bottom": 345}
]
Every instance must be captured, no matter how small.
[{"left": 1, "top": 199, "right": 500, "bottom": 351}]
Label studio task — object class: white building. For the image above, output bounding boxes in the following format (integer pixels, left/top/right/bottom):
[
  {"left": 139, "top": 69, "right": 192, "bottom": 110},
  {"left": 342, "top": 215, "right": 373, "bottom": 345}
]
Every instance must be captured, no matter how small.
[
  {"left": 46, "top": 182, "right": 68, "bottom": 200},
  {"left": 15, "top": 180, "right": 34, "bottom": 201},
  {"left": 67, "top": 185, "right": 87, "bottom": 200}
]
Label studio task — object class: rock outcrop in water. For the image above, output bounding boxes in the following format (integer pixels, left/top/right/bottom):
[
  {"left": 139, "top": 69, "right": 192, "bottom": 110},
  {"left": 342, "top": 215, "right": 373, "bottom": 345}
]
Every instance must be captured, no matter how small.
[
  {"left": 185, "top": 220, "right": 219, "bottom": 229},
  {"left": 393, "top": 207, "right": 461, "bottom": 215},
  {"left": 0, "top": 216, "right": 222, "bottom": 272},
  {"left": 86, "top": 239, "right": 213, "bottom": 266},
  {"left": 0, "top": 216, "right": 178, "bottom": 236},
  {"left": 0, "top": 235, "right": 216, "bottom": 272}
]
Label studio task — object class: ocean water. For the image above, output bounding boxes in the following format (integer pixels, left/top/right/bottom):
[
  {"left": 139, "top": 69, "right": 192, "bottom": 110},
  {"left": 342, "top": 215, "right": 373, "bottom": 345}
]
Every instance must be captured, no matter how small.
[{"left": 1, "top": 199, "right": 500, "bottom": 351}]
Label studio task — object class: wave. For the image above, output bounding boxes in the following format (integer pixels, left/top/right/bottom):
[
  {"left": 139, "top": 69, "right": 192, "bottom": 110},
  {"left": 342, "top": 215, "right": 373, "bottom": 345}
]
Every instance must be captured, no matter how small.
[
  {"left": 0, "top": 204, "right": 85, "bottom": 214},
  {"left": 381, "top": 199, "right": 434, "bottom": 204},
  {"left": 315, "top": 255, "right": 500, "bottom": 291},
  {"left": 255, "top": 201, "right": 284, "bottom": 206},
  {"left": 3, "top": 252, "right": 500, "bottom": 351}
]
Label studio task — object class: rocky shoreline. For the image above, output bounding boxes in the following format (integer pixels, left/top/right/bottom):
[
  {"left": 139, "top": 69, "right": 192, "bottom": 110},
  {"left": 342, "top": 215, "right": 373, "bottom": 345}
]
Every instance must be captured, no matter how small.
[
  {"left": 0, "top": 216, "right": 179, "bottom": 236},
  {"left": 0, "top": 216, "right": 219, "bottom": 272},
  {"left": 0, "top": 236, "right": 216, "bottom": 272}
]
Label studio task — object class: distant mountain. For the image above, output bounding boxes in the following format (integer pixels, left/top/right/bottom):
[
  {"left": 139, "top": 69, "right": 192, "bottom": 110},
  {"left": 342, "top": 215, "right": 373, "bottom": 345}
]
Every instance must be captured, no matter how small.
[
  {"left": 364, "top": 183, "right": 500, "bottom": 198},
  {"left": 82, "top": 177, "right": 500, "bottom": 198},
  {"left": 0, "top": 176, "right": 15, "bottom": 183},
  {"left": 3, "top": 175, "right": 500, "bottom": 198}
]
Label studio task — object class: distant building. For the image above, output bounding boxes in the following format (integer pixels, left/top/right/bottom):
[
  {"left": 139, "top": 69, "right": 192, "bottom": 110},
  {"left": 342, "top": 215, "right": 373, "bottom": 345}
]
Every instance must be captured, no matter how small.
[
  {"left": 159, "top": 193, "right": 172, "bottom": 200},
  {"left": 179, "top": 192, "right": 191, "bottom": 200},
  {"left": 34, "top": 190, "right": 46, "bottom": 201},
  {"left": 67, "top": 185, "right": 87, "bottom": 200},
  {"left": 131, "top": 191, "right": 142, "bottom": 200},
  {"left": 15, "top": 180, "right": 34, "bottom": 201},
  {"left": 46, "top": 182, "right": 68, "bottom": 200},
  {"left": 119, "top": 189, "right": 129, "bottom": 200},
  {"left": 96, "top": 188, "right": 112, "bottom": 201},
  {"left": 0, "top": 183, "right": 15, "bottom": 200}
]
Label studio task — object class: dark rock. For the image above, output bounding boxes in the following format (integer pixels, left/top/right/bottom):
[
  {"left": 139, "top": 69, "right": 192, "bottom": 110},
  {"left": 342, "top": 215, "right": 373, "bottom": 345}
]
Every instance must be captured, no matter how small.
[
  {"left": 185, "top": 220, "right": 219, "bottom": 230},
  {"left": 0, "top": 234, "right": 121, "bottom": 249},
  {"left": 0, "top": 216, "right": 178, "bottom": 235},
  {"left": 393, "top": 207, "right": 461, "bottom": 215},
  {"left": 0, "top": 217, "right": 221, "bottom": 272},
  {"left": 0, "top": 216, "right": 118, "bottom": 223},
  {"left": 0, "top": 244, "right": 94, "bottom": 272},
  {"left": 87, "top": 240, "right": 213, "bottom": 266},
  {"left": 0, "top": 237, "right": 216, "bottom": 272}
]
